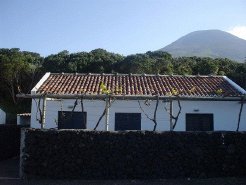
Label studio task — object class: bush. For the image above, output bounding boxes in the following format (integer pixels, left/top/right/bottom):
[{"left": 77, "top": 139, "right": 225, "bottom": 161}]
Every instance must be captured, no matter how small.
[{"left": 21, "top": 129, "right": 246, "bottom": 179}]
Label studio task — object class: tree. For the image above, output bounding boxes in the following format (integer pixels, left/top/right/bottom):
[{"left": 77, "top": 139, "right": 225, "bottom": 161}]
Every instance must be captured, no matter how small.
[
  {"left": 87, "top": 49, "right": 123, "bottom": 73},
  {"left": 0, "top": 48, "right": 43, "bottom": 113},
  {"left": 230, "top": 63, "right": 246, "bottom": 89},
  {"left": 42, "top": 49, "right": 124, "bottom": 74},
  {"left": 196, "top": 57, "right": 219, "bottom": 75},
  {"left": 42, "top": 50, "right": 70, "bottom": 73},
  {"left": 114, "top": 51, "right": 173, "bottom": 74}
]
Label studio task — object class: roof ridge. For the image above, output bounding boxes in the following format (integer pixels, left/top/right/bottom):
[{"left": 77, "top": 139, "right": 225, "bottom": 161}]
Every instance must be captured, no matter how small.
[{"left": 50, "top": 72, "right": 224, "bottom": 78}]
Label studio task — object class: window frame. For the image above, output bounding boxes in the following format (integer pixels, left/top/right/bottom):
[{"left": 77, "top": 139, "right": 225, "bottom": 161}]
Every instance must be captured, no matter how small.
[
  {"left": 58, "top": 111, "right": 87, "bottom": 129},
  {"left": 186, "top": 113, "right": 214, "bottom": 131},
  {"left": 115, "top": 112, "right": 141, "bottom": 131}
]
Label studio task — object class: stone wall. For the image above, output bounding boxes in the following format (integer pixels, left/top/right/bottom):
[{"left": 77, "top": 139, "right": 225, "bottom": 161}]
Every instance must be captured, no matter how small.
[{"left": 21, "top": 129, "right": 246, "bottom": 179}]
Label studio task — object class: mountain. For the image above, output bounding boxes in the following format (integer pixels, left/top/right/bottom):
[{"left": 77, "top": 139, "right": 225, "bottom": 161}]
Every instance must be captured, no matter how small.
[{"left": 160, "top": 30, "right": 246, "bottom": 62}]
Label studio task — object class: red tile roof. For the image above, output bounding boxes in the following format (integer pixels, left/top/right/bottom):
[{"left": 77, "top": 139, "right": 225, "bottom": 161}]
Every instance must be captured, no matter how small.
[{"left": 36, "top": 73, "right": 244, "bottom": 97}]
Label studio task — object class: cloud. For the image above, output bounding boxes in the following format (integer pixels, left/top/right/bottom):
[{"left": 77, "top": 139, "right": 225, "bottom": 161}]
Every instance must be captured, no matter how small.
[{"left": 228, "top": 26, "right": 246, "bottom": 40}]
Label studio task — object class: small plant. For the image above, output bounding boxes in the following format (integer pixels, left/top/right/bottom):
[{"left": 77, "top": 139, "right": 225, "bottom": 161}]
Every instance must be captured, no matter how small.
[
  {"left": 171, "top": 88, "right": 179, "bottom": 96},
  {"left": 115, "top": 86, "right": 123, "bottom": 94},
  {"left": 189, "top": 86, "right": 196, "bottom": 93},
  {"left": 166, "top": 88, "right": 179, "bottom": 96},
  {"left": 99, "top": 82, "right": 111, "bottom": 94},
  {"left": 215, "top": 88, "right": 223, "bottom": 95}
]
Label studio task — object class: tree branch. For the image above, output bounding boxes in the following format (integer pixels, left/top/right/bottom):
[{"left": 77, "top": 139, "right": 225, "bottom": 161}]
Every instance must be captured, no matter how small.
[
  {"left": 172, "top": 98, "right": 182, "bottom": 130},
  {"left": 94, "top": 109, "right": 106, "bottom": 130},
  {"left": 153, "top": 96, "right": 159, "bottom": 131},
  {"left": 8, "top": 82, "right": 17, "bottom": 105},
  {"left": 138, "top": 96, "right": 159, "bottom": 131},
  {"left": 27, "top": 69, "right": 38, "bottom": 94},
  {"left": 94, "top": 97, "right": 114, "bottom": 130},
  {"left": 34, "top": 97, "right": 43, "bottom": 124},
  {"left": 138, "top": 100, "right": 153, "bottom": 121},
  {"left": 70, "top": 98, "right": 78, "bottom": 116},
  {"left": 164, "top": 97, "right": 182, "bottom": 130}
]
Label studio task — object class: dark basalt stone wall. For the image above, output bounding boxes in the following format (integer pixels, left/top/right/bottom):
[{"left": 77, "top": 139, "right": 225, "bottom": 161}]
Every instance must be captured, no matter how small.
[
  {"left": 0, "top": 125, "right": 22, "bottom": 160},
  {"left": 21, "top": 129, "right": 246, "bottom": 179}
]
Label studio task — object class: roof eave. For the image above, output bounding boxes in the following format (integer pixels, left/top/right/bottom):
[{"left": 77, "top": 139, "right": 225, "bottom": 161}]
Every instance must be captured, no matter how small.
[
  {"left": 31, "top": 72, "right": 51, "bottom": 94},
  {"left": 16, "top": 93, "right": 245, "bottom": 101},
  {"left": 223, "top": 76, "right": 246, "bottom": 94}
]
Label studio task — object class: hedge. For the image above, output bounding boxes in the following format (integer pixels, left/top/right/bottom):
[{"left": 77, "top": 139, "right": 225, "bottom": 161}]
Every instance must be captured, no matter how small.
[{"left": 20, "top": 129, "right": 246, "bottom": 179}]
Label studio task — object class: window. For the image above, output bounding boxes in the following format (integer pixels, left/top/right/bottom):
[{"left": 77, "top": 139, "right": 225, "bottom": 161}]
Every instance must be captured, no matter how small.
[
  {"left": 186, "top": 114, "right": 214, "bottom": 131},
  {"left": 58, "top": 111, "right": 87, "bottom": 129},
  {"left": 115, "top": 113, "right": 141, "bottom": 131}
]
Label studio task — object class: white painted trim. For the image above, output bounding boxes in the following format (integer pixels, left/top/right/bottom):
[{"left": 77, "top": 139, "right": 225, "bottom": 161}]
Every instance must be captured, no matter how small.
[
  {"left": 223, "top": 76, "right": 246, "bottom": 94},
  {"left": 31, "top": 72, "right": 50, "bottom": 94}
]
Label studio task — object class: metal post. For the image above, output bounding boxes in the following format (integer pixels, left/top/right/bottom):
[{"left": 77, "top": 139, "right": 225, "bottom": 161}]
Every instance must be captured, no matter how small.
[
  {"left": 41, "top": 96, "right": 47, "bottom": 129},
  {"left": 170, "top": 100, "right": 173, "bottom": 131},
  {"left": 105, "top": 97, "right": 109, "bottom": 131}
]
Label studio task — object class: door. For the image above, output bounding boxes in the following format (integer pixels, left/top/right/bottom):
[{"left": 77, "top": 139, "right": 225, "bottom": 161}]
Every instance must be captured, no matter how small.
[
  {"left": 186, "top": 113, "right": 214, "bottom": 131},
  {"left": 115, "top": 113, "right": 141, "bottom": 131},
  {"left": 58, "top": 111, "right": 87, "bottom": 129}
]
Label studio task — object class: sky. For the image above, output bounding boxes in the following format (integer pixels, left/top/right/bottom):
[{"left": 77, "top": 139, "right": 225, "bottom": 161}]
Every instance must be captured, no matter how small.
[{"left": 0, "top": 0, "right": 246, "bottom": 57}]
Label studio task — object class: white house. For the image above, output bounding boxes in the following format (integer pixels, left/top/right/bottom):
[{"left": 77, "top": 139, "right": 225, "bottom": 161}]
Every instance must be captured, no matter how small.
[
  {"left": 0, "top": 108, "right": 6, "bottom": 124},
  {"left": 18, "top": 73, "right": 246, "bottom": 131}
]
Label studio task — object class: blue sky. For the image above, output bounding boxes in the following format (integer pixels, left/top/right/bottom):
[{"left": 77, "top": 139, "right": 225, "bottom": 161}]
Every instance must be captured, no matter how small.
[{"left": 0, "top": 0, "right": 246, "bottom": 56}]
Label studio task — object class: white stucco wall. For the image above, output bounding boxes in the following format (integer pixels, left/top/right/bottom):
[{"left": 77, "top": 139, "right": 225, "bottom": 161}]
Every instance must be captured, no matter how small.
[
  {"left": 173, "top": 100, "right": 246, "bottom": 131},
  {"left": 0, "top": 108, "right": 6, "bottom": 124},
  {"left": 30, "top": 98, "right": 246, "bottom": 131}
]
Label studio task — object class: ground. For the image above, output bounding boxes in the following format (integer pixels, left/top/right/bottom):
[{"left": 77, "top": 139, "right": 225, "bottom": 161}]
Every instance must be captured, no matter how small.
[{"left": 0, "top": 157, "right": 246, "bottom": 185}]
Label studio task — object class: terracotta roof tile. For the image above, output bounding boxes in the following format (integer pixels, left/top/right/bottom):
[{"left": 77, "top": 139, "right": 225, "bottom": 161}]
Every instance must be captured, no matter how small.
[{"left": 36, "top": 73, "right": 244, "bottom": 97}]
